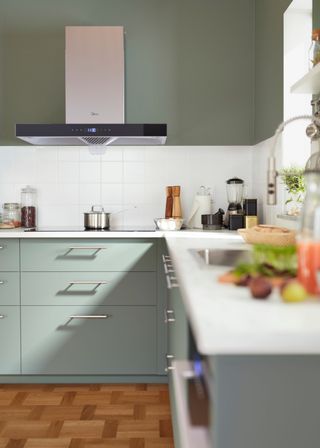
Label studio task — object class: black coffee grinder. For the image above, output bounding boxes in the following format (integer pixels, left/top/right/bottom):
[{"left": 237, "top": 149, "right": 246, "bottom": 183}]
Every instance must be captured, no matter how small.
[{"left": 225, "top": 177, "right": 244, "bottom": 229}]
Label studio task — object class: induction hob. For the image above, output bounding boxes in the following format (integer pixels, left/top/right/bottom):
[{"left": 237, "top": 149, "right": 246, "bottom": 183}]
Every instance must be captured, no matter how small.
[{"left": 24, "top": 226, "right": 157, "bottom": 232}]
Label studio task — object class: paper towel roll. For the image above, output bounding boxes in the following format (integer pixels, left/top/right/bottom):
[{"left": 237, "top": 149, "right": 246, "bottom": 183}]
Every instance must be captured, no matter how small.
[{"left": 187, "top": 194, "right": 212, "bottom": 228}]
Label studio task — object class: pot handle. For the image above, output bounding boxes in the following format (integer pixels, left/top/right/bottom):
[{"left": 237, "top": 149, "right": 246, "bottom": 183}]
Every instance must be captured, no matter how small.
[{"left": 91, "top": 205, "right": 105, "bottom": 213}]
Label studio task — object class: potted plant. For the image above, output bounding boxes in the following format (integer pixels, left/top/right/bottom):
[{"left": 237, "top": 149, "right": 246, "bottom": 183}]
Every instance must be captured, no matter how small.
[{"left": 279, "top": 166, "right": 305, "bottom": 216}]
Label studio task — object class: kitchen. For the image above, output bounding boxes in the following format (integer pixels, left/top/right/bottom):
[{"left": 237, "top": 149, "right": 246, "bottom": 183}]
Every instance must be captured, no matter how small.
[{"left": 0, "top": 0, "right": 319, "bottom": 447}]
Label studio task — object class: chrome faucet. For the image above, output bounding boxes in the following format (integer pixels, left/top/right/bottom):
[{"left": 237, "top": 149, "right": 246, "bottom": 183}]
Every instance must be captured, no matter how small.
[{"left": 267, "top": 106, "right": 320, "bottom": 206}]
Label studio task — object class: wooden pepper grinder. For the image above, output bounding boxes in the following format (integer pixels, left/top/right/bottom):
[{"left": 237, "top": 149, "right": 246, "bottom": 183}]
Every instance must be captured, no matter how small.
[
  {"left": 172, "top": 186, "right": 182, "bottom": 218},
  {"left": 165, "top": 186, "right": 173, "bottom": 218}
]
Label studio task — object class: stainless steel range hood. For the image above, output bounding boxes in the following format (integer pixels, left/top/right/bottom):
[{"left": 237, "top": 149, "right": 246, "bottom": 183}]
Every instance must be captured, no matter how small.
[{"left": 16, "top": 26, "right": 167, "bottom": 146}]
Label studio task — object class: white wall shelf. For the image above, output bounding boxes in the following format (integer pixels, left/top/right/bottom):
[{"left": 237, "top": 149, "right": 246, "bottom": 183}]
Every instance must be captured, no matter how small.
[{"left": 291, "top": 63, "right": 320, "bottom": 94}]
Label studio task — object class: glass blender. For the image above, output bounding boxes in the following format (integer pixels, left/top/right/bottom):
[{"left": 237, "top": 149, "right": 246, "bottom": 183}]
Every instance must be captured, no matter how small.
[{"left": 225, "top": 177, "right": 244, "bottom": 228}]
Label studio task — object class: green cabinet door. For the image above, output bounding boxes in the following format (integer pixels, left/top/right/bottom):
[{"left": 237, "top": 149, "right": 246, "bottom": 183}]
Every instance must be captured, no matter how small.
[
  {"left": 21, "top": 305, "right": 157, "bottom": 375},
  {"left": 0, "top": 239, "right": 19, "bottom": 271},
  {"left": 0, "top": 272, "right": 19, "bottom": 305},
  {"left": 21, "top": 272, "right": 156, "bottom": 306},
  {"left": 167, "top": 287, "right": 188, "bottom": 363},
  {"left": 0, "top": 306, "right": 20, "bottom": 374},
  {"left": 21, "top": 239, "right": 156, "bottom": 272}
]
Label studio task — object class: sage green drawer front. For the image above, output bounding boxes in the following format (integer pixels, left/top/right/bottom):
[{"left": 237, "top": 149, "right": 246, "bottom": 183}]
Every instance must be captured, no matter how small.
[
  {"left": 0, "top": 273, "right": 19, "bottom": 305},
  {"left": 0, "top": 306, "right": 20, "bottom": 374},
  {"left": 21, "top": 239, "right": 156, "bottom": 272},
  {"left": 21, "top": 272, "right": 156, "bottom": 306},
  {"left": 0, "top": 239, "right": 19, "bottom": 271},
  {"left": 21, "top": 305, "right": 157, "bottom": 375}
]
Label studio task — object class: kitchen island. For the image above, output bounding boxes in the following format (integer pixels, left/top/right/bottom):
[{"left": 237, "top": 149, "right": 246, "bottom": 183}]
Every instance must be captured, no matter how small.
[{"left": 1, "top": 229, "right": 320, "bottom": 448}]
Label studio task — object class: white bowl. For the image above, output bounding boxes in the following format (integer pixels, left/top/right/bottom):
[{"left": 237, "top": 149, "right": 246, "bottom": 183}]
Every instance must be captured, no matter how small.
[{"left": 154, "top": 218, "right": 184, "bottom": 231}]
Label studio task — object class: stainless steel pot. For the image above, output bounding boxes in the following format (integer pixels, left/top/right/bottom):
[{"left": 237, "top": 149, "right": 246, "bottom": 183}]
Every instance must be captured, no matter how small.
[{"left": 84, "top": 205, "right": 110, "bottom": 230}]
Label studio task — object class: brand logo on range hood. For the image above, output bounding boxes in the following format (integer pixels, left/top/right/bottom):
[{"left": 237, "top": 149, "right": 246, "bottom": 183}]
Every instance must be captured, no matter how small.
[{"left": 15, "top": 26, "right": 167, "bottom": 146}]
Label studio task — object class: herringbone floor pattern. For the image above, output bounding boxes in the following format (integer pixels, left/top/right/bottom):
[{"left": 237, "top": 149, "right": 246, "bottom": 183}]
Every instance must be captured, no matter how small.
[{"left": 0, "top": 384, "right": 174, "bottom": 448}]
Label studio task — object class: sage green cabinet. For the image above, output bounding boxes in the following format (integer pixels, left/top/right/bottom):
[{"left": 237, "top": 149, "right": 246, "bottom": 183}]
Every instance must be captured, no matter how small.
[
  {"left": 0, "top": 306, "right": 20, "bottom": 374},
  {"left": 0, "top": 239, "right": 19, "bottom": 271},
  {"left": 21, "top": 305, "right": 157, "bottom": 375},
  {"left": 0, "top": 272, "right": 19, "bottom": 305},
  {"left": 21, "top": 272, "right": 156, "bottom": 306},
  {"left": 21, "top": 239, "right": 156, "bottom": 272},
  {"left": 167, "top": 287, "right": 188, "bottom": 364}
]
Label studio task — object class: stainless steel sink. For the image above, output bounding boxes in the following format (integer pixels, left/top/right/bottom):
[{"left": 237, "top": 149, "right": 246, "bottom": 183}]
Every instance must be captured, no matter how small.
[{"left": 194, "top": 248, "right": 251, "bottom": 267}]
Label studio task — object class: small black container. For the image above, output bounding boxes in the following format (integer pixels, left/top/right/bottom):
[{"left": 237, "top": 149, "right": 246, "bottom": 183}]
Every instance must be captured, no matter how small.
[
  {"left": 229, "top": 214, "right": 244, "bottom": 230},
  {"left": 201, "top": 209, "right": 224, "bottom": 230}
]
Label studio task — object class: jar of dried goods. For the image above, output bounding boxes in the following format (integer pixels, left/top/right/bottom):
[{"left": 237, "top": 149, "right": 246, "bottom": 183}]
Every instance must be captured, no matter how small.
[
  {"left": 21, "top": 185, "right": 37, "bottom": 228},
  {"left": 3, "top": 203, "right": 21, "bottom": 227}
]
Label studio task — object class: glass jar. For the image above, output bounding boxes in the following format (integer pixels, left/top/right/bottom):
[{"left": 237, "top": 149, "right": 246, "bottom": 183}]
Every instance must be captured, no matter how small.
[
  {"left": 298, "top": 153, "right": 320, "bottom": 295},
  {"left": 21, "top": 185, "right": 37, "bottom": 228},
  {"left": 309, "top": 29, "right": 320, "bottom": 68},
  {"left": 3, "top": 203, "right": 21, "bottom": 228}
]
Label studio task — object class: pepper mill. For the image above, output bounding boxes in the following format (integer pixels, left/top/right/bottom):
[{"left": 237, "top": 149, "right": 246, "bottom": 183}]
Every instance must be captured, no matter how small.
[
  {"left": 172, "top": 186, "right": 182, "bottom": 218},
  {"left": 165, "top": 186, "right": 173, "bottom": 218}
]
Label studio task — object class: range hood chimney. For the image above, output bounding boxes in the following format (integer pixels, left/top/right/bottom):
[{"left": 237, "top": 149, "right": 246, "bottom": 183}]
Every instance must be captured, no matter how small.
[{"left": 16, "top": 26, "right": 167, "bottom": 146}]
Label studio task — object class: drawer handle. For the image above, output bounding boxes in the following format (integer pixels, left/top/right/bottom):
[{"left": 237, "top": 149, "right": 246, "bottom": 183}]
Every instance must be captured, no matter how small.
[
  {"left": 165, "top": 354, "right": 175, "bottom": 372},
  {"left": 69, "top": 314, "right": 112, "bottom": 319},
  {"left": 166, "top": 275, "right": 179, "bottom": 290},
  {"left": 68, "top": 246, "right": 106, "bottom": 251},
  {"left": 66, "top": 281, "right": 108, "bottom": 291},
  {"left": 166, "top": 309, "right": 176, "bottom": 323}
]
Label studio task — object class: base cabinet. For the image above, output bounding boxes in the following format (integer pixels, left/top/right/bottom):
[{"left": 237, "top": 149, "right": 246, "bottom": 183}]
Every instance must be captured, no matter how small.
[
  {"left": 0, "top": 306, "right": 20, "bottom": 374},
  {"left": 22, "top": 305, "right": 157, "bottom": 375}
]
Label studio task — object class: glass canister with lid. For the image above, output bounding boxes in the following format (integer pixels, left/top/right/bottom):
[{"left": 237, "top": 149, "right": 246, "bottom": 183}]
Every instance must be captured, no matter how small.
[
  {"left": 3, "top": 203, "right": 21, "bottom": 228},
  {"left": 21, "top": 185, "right": 37, "bottom": 228}
]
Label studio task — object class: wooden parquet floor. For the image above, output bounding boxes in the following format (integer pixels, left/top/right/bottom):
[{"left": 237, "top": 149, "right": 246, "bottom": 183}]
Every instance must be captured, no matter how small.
[{"left": 0, "top": 384, "right": 174, "bottom": 448}]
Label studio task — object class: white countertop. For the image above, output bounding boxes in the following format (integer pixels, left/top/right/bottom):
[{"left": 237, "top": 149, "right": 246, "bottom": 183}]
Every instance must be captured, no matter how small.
[
  {"left": 0, "top": 227, "right": 235, "bottom": 239},
  {"left": 165, "top": 234, "right": 320, "bottom": 355}
]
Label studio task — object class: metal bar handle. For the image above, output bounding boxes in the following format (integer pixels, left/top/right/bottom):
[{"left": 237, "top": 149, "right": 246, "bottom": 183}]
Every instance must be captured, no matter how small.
[
  {"left": 165, "top": 354, "right": 175, "bottom": 372},
  {"left": 166, "top": 275, "right": 179, "bottom": 290},
  {"left": 68, "top": 281, "right": 108, "bottom": 286},
  {"left": 69, "top": 314, "right": 111, "bottom": 319},
  {"left": 162, "top": 254, "right": 171, "bottom": 263},
  {"left": 68, "top": 247, "right": 106, "bottom": 251},
  {"left": 166, "top": 309, "right": 176, "bottom": 323}
]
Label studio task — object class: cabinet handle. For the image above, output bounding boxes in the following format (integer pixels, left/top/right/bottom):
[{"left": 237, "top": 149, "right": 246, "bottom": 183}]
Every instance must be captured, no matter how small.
[
  {"left": 67, "top": 281, "right": 108, "bottom": 291},
  {"left": 0, "top": 246, "right": 4, "bottom": 250},
  {"left": 162, "top": 254, "right": 171, "bottom": 263},
  {"left": 65, "top": 247, "right": 106, "bottom": 256},
  {"left": 69, "top": 314, "right": 112, "bottom": 319},
  {"left": 0, "top": 315, "right": 5, "bottom": 319},
  {"left": 0, "top": 281, "right": 4, "bottom": 285},
  {"left": 166, "top": 309, "right": 176, "bottom": 323},
  {"left": 165, "top": 354, "right": 175, "bottom": 372},
  {"left": 166, "top": 275, "right": 179, "bottom": 290}
]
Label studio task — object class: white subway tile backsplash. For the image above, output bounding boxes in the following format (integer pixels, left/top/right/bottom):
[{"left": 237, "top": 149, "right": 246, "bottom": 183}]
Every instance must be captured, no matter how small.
[
  {"left": 101, "top": 184, "right": 123, "bottom": 205},
  {"left": 79, "top": 183, "right": 101, "bottom": 205},
  {"left": 101, "top": 162, "right": 123, "bottom": 183},
  {"left": 123, "top": 162, "right": 145, "bottom": 183},
  {"left": 79, "top": 162, "right": 100, "bottom": 183},
  {"left": 0, "top": 144, "right": 257, "bottom": 227}
]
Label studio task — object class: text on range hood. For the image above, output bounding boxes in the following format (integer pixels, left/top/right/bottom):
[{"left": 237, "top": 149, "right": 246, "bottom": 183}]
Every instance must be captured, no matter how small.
[{"left": 16, "top": 26, "right": 167, "bottom": 146}]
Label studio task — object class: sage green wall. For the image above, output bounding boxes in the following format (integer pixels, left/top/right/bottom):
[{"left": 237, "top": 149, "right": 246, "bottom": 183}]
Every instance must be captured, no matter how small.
[
  {"left": 254, "top": 0, "right": 292, "bottom": 144},
  {"left": 0, "top": 0, "right": 255, "bottom": 146},
  {"left": 313, "top": 0, "right": 320, "bottom": 27}
]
